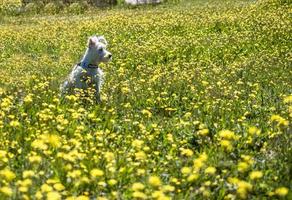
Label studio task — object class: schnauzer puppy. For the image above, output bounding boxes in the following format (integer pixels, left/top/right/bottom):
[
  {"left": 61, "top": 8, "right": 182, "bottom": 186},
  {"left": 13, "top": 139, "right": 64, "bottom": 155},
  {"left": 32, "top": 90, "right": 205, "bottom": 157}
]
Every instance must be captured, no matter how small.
[{"left": 60, "top": 35, "right": 112, "bottom": 102}]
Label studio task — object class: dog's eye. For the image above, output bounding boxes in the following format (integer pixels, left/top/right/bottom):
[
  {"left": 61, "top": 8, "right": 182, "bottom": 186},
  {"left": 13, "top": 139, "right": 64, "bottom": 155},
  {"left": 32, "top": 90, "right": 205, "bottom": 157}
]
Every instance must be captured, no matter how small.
[{"left": 98, "top": 48, "right": 103, "bottom": 52}]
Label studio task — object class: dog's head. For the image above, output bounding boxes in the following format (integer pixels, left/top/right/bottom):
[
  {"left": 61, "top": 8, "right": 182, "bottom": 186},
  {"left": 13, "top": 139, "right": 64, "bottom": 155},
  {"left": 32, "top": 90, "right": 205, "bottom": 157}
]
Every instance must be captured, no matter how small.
[{"left": 87, "top": 35, "right": 112, "bottom": 65}]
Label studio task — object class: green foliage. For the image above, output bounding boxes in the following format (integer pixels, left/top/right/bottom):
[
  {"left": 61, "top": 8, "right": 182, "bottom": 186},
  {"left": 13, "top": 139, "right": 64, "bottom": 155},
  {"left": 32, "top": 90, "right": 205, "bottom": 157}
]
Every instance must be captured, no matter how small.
[
  {"left": 64, "top": 2, "right": 85, "bottom": 14},
  {"left": 24, "top": 2, "right": 45, "bottom": 14},
  {"left": 43, "top": 1, "right": 64, "bottom": 14},
  {"left": 0, "top": 0, "right": 291, "bottom": 199},
  {"left": 0, "top": 0, "right": 22, "bottom": 15}
]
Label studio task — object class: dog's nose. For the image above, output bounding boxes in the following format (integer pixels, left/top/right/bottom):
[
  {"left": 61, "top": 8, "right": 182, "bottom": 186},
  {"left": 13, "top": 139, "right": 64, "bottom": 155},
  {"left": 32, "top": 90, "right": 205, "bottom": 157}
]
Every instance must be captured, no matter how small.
[{"left": 108, "top": 54, "right": 112, "bottom": 59}]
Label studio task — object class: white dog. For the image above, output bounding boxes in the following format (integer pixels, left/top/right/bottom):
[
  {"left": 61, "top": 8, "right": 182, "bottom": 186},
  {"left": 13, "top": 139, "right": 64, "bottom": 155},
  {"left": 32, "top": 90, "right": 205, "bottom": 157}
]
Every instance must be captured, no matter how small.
[{"left": 60, "top": 35, "right": 112, "bottom": 102}]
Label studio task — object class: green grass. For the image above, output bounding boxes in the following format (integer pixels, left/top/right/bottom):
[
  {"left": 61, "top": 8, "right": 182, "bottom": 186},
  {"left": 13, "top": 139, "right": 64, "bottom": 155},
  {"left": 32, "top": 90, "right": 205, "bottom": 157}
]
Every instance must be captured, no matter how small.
[{"left": 0, "top": 0, "right": 291, "bottom": 199}]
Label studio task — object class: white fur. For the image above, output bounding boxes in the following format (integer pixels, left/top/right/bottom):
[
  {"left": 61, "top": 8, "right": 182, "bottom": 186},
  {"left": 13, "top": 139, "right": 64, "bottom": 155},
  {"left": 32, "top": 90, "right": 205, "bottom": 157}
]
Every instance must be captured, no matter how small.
[{"left": 60, "top": 35, "right": 112, "bottom": 102}]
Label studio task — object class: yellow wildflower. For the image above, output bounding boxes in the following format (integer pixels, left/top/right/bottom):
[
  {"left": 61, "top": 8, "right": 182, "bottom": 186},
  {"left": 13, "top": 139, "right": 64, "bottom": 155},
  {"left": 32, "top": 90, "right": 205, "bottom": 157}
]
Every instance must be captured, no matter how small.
[
  {"left": 205, "top": 167, "right": 216, "bottom": 175},
  {"left": 41, "top": 184, "right": 53, "bottom": 193},
  {"left": 218, "top": 130, "right": 236, "bottom": 140},
  {"left": 187, "top": 174, "right": 199, "bottom": 182},
  {"left": 149, "top": 176, "right": 161, "bottom": 187},
  {"left": 275, "top": 187, "right": 289, "bottom": 197},
  {"left": 141, "top": 109, "right": 152, "bottom": 118},
  {"left": 135, "top": 151, "right": 147, "bottom": 160},
  {"left": 237, "top": 162, "right": 249, "bottom": 172},
  {"left": 23, "top": 170, "right": 34, "bottom": 178},
  {"left": 220, "top": 140, "right": 233, "bottom": 151},
  {"left": 0, "top": 186, "right": 13, "bottom": 196},
  {"left": 180, "top": 148, "right": 193, "bottom": 157},
  {"left": 132, "top": 139, "right": 144, "bottom": 149},
  {"left": 0, "top": 168, "right": 16, "bottom": 181},
  {"left": 90, "top": 169, "right": 104, "bottom": 178},
  {"left": 181, "top": 167, "right": 192, "bottom": 175},
  {"left": 46, "top": 191, "right": 61, "bottom": 200},
  {"left": 132, "top": 183, "right": 145, "bottom": 191},
  {"left": 283, "top": 95, "right": 292, "bottom": 103},
  {"left": 249, "top": 171, "right": 263, "bottom": 180},
  {"left": 108, "top": 179, "right": 117, "bottom": 186},
  {"left": 47, "top": 134, "right": 61, "bottom": 148},
  {"left": 133, "top": 191, "right": 147, "bottom": 199},
  {"left": 248, "top": 126, "right": 261, "bottom": 136},
  {"left": 10, "top": 120, "right": 20, "bottom": 127},
  {"left": 53, "top": 183, "right": 65, "bottom": 191},
  {"left": 237, "top": 180, "right": 252, "bottom": 199}
]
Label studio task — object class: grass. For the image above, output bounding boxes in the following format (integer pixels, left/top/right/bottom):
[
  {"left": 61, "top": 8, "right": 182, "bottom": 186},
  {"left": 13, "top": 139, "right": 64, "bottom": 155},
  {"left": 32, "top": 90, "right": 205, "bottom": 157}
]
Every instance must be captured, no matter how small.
[{"left": 0, "top": 0, "right": 291, "bottom": 199}]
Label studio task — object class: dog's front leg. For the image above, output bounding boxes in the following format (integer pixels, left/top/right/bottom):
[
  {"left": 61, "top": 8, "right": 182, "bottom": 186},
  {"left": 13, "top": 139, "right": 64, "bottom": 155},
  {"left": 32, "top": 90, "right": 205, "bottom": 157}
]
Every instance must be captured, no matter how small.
[
  {"left": 93, "top": 69, "right": 104, "bottom": 103},
  {"left": 93, "top": 76, "right": 102, "bottom": 103},
  {"left": 94, "top": 83, "right": 101, "bottom": 103},
  {"left": 60, "top": 80, "right": 72, "bottom": 97}
]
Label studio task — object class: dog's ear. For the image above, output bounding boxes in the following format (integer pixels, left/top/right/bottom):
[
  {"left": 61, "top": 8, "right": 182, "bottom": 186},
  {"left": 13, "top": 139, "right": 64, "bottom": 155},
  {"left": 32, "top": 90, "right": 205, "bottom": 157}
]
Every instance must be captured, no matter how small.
[
  {"left": 97, "top": 36, "right": 108, "bottom": 46},
  {"left": 88, "top": 36, "right": 96, "bottom": 48}
]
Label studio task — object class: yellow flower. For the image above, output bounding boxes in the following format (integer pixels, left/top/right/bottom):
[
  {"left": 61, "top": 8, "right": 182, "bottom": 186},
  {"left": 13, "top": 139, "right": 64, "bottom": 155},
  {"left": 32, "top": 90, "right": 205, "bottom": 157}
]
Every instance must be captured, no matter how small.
[
  {"left": 198, "top": 128, "right": 209, "bottom": 136},
  {"left": 23, "top": 94, "right": 33, "bottom": 104},
  {"left": 0, "top": 186, "right": 13, "bottom": 196},
  {"left": 31, "top": 139, "right": 48, "bottom": 151},
  {"left": 241, "top": 155, "right": 254, "bottom": 165},
  {"left": 137, "top": 169, "right": 146, "bottom": 176},
  {"left": 249, "top": 171, "right": 263, "bottom": 180},
  {"left": 19, "top": 186, "right": 28, "bottom": 193},
  {"left": 193, "top": 153, "right": 208, "bottom": 170},
  {"left": 228, "top": 177, "right": 240, "bottom": 184},
  {"left": 180, "top": 148, "right": 193, "bottom": 157},
  {"left": 270, "top": 115, "right": 289, "bottom": 126},
  {"left": 275, "top": 187, "right": 289, "bottom": 197},
  {"left": 108, "top": 179, "right": 117, "bottom": 186},
  {"left": 97, "top": 197, "right": 108, "bottom": 200},
  {"left": 0, "top": 168, "right": 16, "bottom": 181},
  {"left": 98, "top": 181, "right": 106, "bottom": 187},
  {"left": 28, "top": 155, "right": 42, "bottom": 164},
  {"left": 47, "top": 191, "right": 62, "bottom": 200},
  {"left": 68, "top": 170, "right": 82, "bottom": 179},
  {"left": 23, "top": 170, "right": 34, "bottom": 178},
  {"left": 141, "top": 109, "right": 152, "bottom": 118},
  {"left": 9, "top": 120, "right": 20, "bottom": 127},
  {"left": 133, "top": 191, "right": 147, "bottom": 199},
  {"left": 218, "top": 130, "right": 236, "bottom": 140},
  {"left": 237, "top": 180, "right": 252, "bottom": 199},
  {"left": 149, "top": 176, "right": 161, "bottom": 187},
  {"left": 220, "top": 140, "right": 233, "bottom": 151},
  {"left": 283, "top": 95, "right": 292, "bottom": 103},
  {"left": 47, "top": 134, "right": 61, "bottom": 148},
  {"left": 162, "top": 185, "right": 175, "bottom": 192},
  {"left": 104, "top": 152, "right": 115, "bottom": 162},
  {"left": 35, "top": 191, "right": 43, "bottom": 199},
  {"left": 90, "top": 169, "right": 104, "bottom": 178},
  {"left": 41, "top": 184, "right": 53, "bottom": 193},
  {"left": 0, "top": 150, "right": 7, "bottom": 159},
  {"left": 187, "top": 174, "right": 199, "bottom": 182},
  {"left": 205, "top": 167, "right": 216, "bottom": 175},
  {"left": 199, "top": 153, "right": 208, "bottom": 162},
  {"left": 132, "top": 139, "right": 144, "bottom": 149},
  {"left": 181, "top": 167, "right": 192, "bottom": 175},
  {"left": 76, "top": 195, "right": 90, "bottom": 200},
  {"left": 237, "top": 162, "right": 249, "bottom": 172},
  {"left": 135, "top": 151, "right": 147, "bottom": 160},
  {"left": 53, "top": 183, "right": 65, "bottom": 191},
  {"left": 248, "top": 126, "right": 261, "bottom": 136},
  {"left": 152, "top": 190, "right": 171, "bottom": 200},
  {"left": 132, "top": 183, "right": 145, "bottom": 191}
]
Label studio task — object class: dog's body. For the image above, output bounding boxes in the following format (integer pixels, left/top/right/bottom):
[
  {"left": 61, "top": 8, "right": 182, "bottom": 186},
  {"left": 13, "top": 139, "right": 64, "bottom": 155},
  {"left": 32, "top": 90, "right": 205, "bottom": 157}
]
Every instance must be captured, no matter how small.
[{"left": 60, "top": 36, "right": 112, "bottom": 102}]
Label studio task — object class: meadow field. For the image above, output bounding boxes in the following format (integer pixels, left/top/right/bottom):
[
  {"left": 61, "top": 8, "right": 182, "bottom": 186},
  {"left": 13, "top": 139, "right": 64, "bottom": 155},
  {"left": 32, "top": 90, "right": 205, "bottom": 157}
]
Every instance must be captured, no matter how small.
[{"left": 0, "top": 0, "right": 291, "bottom": 199}]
